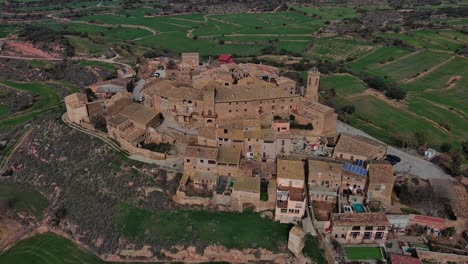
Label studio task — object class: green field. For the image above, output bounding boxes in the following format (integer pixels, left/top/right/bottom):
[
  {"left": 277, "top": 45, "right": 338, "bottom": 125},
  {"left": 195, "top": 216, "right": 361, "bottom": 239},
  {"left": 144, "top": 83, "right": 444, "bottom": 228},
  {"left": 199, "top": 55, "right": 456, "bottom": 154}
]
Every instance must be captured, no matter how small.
[
  {"left": 403, "top": 57, "right": 468, "bottom": 91},
  {"left": 0, "top": 233, "right": 104, "bottom": 264},
  {"left": 0, "top": 183, "right": 49, "bottom": 220},
  {"left": 0, "top": 105, "right": 9, "bottom": 116},
  {"left": 306, "top": 37, "right": 375, "bottom": 61},
  {"left": 378, "top": 30, "right": 465, "bottom": 51},
  {"left": 117, "top": 205, "right": 289, "bottom": 251},
  {"left": 320, "top": 74, "right": 367, "bottom": 96},
  {"left": 344, "top": 246, "right": 383, "bottom": 260},
  {"left": 346, "top": 46, "right": 414, "bottom": 73},
  {"left": 369, "top": 50, "right": 452, "bottom": 82},
  {"left": 79, "top": 61, "right": 118, "bottom": 71},
  {"left": 0, "top": 81, "right": 60, "bottom": 133},
  {"left": 337, "top": 95, "right": 456, "bottom": 147}
]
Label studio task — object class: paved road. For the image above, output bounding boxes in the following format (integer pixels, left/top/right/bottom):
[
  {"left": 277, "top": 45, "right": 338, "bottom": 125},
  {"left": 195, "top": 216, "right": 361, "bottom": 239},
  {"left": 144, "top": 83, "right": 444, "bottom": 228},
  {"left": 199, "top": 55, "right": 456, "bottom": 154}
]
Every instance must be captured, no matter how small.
[{"left": 336, "top": 121, "right": 453, "bottom": 180}]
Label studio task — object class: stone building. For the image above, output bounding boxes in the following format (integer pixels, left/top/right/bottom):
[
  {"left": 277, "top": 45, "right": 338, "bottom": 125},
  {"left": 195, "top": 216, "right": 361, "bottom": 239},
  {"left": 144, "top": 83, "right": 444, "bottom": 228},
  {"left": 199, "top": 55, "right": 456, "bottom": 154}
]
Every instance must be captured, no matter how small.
[
  {"left": 330, "top": 212, "right": 390, "bottom": 244},
  {"left": 184, "top": 144, "right": 241, "bottom": 176},
  {"left": 366, "top": 161, "right": 394, "bottom": 207},
  {"left": 288, "top": 226, "right": 306, "bottom": 257},
  {"left": 192, "top": 171, "right": 218, "bottom": 190},
  {"left": 308, "top": 157, "right": 344, "bottom": 202},
  {"left": 333, "top": 133, "right": 387, "bottom": 161},
  {"left": 275, "top": 158, "right": 306, "bottom": 223},
  {"left": 143, "top": 62, "right": 337, "bottom": 137},
  {"left": 64, "top": 93, "right": 105, "bottom": 129}
]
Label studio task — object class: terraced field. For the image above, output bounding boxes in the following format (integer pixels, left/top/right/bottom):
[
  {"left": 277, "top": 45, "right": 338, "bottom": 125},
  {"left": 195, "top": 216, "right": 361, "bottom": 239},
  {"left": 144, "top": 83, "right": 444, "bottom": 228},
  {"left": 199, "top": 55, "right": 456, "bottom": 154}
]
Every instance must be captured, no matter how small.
[
  {"left": 320, "top": 74, "right": 367, "bottom": 96},
  {"left": 306, "top": 37, "right": 375, "bottom": 61},
  {"left": 368, "top": 50, "right": 452, "bottom": 82},
  {"left": 377, "top": 30, "right": 466, "bottom": 51},
  {"left": 346, "top": 46, "right": 415, "bottom": 73}
]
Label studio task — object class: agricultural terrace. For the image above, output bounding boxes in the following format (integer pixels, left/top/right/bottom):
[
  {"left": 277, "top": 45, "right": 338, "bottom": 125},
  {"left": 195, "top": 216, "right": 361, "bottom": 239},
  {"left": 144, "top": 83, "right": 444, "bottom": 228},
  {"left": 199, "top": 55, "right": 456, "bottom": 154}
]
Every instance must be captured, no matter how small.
[
  {"left": 0, "top": 233, "right": 105, "bottom": 264},
  {"left": 377, "top": 30, "right": 466, "bottom": 52},
  {"left": 0, "top": 183, "right": 49, "bottom": 221},
  {"left": 305, "top": 37, "right": 375, "bottom": 61},
  {"left": 335, "top": 95, "right": 458, "bottom": 147},
  {"left": 320, "top": 74, "right": 367, "bottom": 96},
  {"left": 346, "top": 46, "right": 414, "bottom": 73},
  {"left": 344, "top": 246, "right": 384, "bottom": 261},
  {"left": 368, "top": 50, "right": 452, "bottom": 82},
  {"left": 117, "top": 205, "right": 289, "bottom": 251}
]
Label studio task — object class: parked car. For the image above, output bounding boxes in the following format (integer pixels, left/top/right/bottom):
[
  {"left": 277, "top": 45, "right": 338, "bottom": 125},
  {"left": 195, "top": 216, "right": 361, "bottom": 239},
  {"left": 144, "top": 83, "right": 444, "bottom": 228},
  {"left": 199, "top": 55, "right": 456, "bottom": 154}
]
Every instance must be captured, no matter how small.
[
  {"left": 386, "top": 154, "right": 401, "bottom": 162},
  {"left": 385, "top": 158, "right": 398, "bottom": 166}
]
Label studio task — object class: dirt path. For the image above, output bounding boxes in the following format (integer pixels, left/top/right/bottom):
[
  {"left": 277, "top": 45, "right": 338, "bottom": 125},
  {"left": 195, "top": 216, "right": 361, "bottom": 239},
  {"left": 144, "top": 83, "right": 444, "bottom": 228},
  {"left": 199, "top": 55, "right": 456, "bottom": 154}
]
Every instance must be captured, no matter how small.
[
  {"left": 403, "top": 56, "right": 455, "bottom": 83},
  {"left": 208, "top": 17, "right": 241, "bottom": 27},
  {"left": 170, "top": 17, "right": 203, "bottom": 23},
  {"left": 412, "top": 95, "right": 467, "bottom": 118}
]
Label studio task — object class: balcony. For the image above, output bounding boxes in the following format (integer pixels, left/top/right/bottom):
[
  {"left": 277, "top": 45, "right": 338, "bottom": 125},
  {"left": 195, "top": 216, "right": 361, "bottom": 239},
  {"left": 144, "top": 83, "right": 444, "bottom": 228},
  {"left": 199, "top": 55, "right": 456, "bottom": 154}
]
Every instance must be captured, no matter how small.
[{"left": 276, "top": 200, "right": 288, "bottom": 209}]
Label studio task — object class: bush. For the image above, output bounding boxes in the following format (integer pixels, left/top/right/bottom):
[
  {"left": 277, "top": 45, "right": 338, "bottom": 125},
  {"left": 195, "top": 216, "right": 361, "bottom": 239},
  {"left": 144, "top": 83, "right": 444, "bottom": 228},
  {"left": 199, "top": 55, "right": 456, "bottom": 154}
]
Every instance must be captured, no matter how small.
[
  {"left": 290, "top": 123, "right": 313, "bottom": 130},
  {"left": 141, "top": 142, "right": 172, "bottom": 153},
  {"left": 401, "top": 207, "right": 421, "bottom": 215},
  {"left": 143, "top": 51, "right": 157, "bottom": 58},
  {"left": 302, "top": 235, "right": 326, "bottom": 264},
  {"left": 386, "top": 86, "right": 407, "bottom": 101}
]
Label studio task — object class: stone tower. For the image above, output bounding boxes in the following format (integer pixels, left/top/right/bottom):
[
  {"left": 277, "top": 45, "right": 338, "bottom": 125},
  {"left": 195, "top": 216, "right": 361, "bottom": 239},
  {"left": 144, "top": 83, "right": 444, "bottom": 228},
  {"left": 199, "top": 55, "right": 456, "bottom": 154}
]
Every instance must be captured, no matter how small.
[
  {"left": 304, "top": 67, "right": 320, "bottom": 102},
  {"left": 202, "top": 82, "right": 217, "bottom": 126}
]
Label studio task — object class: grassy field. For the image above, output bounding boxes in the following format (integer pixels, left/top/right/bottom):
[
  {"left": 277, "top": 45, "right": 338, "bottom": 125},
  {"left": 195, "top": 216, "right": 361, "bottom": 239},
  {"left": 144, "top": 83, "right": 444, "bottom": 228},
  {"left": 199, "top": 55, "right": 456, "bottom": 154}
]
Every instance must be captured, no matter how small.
[
  {"left": 320, "top": 74, "right": 367, "bottom": 96},
  {"left": 0, "top": 233, "right": 104, "bottom": 264},
  {"left": 377, "top": 30, "right": 465, "bottom": 51},
  {"left": 344, "top": 246, "right": 383, "bottom": 260},
  {"left": 306, "top": 37, "right": 375, "bottom": 61},
  {"left": 369, "top": 50, "right": 452, "bottom": 82},
  {"left": 337, "top": 95, "right": 456, "bottom": 147},
  {"left": 0, "top": 105, "right": 9, "bottom": 116},
  {"left": 403, "top": 57, "right": 468, "bottom": 92},
  {"left": 0, "top": 183, "right": 49, "bottom": 220},
  {"left": 116, "top": 205, "right": 289, "bottom": 251},
  {"left": 346, "top": 46, "right": 414, "bottom": 73},
  {"left": 0, "top": 81, "right": 60, "bottom": 133}
]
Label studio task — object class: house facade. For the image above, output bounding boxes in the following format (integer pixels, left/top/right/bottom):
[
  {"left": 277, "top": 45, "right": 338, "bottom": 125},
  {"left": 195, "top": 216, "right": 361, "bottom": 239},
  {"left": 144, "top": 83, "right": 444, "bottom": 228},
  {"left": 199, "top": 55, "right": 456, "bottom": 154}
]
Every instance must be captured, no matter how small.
[
  {"left": 275, "top": 159, "right": 306, "bottom": 223},
  {"left": 330, "top": 212, "right": 390, "bottom": 244}
]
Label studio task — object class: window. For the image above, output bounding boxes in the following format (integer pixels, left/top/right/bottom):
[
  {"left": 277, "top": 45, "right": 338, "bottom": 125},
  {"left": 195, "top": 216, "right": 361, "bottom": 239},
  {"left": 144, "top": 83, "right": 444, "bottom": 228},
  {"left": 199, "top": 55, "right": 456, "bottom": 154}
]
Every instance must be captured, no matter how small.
[
  {"left": 294, "top": 209, "right": 300, "bottom": 214},
  {"left": 363, "top": 232, "right": 371, "bottom": 240},
  {"left": 229, "top": 110, "right": 232, "bottom": 112},
  {"left": 295, "top": 203, "right": 302, "bottom": 208},
  {"left": 224, "top": 129, "right": 228, "bottom": 134},
  {"left": 375, "top": 232, "right": 384, "bottom": 239},
  {"left": 377, "top": 226, "right": 386, "bottom": 231},
  {"left": 375, "top": 185, "right": 381, "bottom": 191},
  {"left": 341, "top": 234, "right": 345, "bottom": 238},
  {"left": 365, "top": 226, "right": 373, "bottom": 231},
  {"left": 335, "top": 234, "right": 338, "bottom": 238},
  {"left": 229, "top": 102, "right": 231, "bottom": 105},
  {"left": 352, "top": 226, "right": 361, "bottom": 231},
  {"left": 244, "top": 109, "right": 247, "bottom": 112},
  {"left": 186, "top": 159, "right": 190, "bottom": 162},
  {"left": 200, "top": 159, "right": 204, "bottom": 163},
  {"left": 351, "top": 155, "right": 354, "bottom": 161},
  {"left": 288, "top": 209, "right": 294, "bottom": 213},
  {"left": 208, "top": 160, "right": 216, "bottom": 164},
  {"left": 289, "top": 180, "right": 293, "bottom": 187},
  {"left": 351, "top": 232, "right": 360, "bottom": 239},
  {"left": 340, "top": 154, "right": 343, "bottom": 158},
  {"left": 281, "top": 209, "right": 287, "bottom": 213},
  {"left": 272, "top": 105, "right": 275, "bottom": 110}
]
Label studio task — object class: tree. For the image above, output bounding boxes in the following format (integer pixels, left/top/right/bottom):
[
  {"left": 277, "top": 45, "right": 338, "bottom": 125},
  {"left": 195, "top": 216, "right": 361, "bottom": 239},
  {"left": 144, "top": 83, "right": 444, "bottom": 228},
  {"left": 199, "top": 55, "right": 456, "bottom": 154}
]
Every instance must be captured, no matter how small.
[
  {"left": 462, "top": 140, "right": 468, "bottom": 156},
  {"left": 440, "top": 143, "right": 452, "bottom": 153},
  {"left": 85, "top": 88, "right": 96, "bottom": 101},
  {"left": 386, "top": 86, "right": 406, "bottom": 101},
  {"left": 450, "top": 150, "right": 464, "bottom": 176},
  {"left": 218, "top": 40, "right": 225, "bottom": 45}
]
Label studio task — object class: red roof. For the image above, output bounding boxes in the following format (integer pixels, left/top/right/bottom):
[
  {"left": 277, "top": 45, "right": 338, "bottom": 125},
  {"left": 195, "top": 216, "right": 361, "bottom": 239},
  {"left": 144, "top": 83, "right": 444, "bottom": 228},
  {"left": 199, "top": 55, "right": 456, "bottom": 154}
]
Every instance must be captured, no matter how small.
[
  {"left": 411, "top": 215, "right": 446, "bottom": 228},
  {"left": 218, "top": 54, "right": 233, "bottom": 62},
  {"left": 390, "top": 254, "right": 421, "bottom": 264}
]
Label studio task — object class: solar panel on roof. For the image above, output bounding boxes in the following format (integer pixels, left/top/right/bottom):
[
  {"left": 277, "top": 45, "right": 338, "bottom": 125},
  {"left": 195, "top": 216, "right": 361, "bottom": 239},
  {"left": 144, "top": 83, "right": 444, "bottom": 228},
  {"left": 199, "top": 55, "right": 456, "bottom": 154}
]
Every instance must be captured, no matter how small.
[
  {"left": 359, "top": 168, "right": 364, "bottom": 175},
  {"left": 363, "top": 169, "right": 368, "bottom": 176},
  {"left": 352, "top": 166, "right": 358, "bottom": 174},
  {"left": 356, "top": 160, "right": 364, "bottom": 166}
]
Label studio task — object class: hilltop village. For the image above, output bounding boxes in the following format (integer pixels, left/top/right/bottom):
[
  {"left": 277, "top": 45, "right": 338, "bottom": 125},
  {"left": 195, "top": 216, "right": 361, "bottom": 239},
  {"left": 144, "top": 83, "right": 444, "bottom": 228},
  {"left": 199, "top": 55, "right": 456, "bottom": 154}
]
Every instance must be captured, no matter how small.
[{"left": 64, "top": 53, "right": 468, "bottom": 263}]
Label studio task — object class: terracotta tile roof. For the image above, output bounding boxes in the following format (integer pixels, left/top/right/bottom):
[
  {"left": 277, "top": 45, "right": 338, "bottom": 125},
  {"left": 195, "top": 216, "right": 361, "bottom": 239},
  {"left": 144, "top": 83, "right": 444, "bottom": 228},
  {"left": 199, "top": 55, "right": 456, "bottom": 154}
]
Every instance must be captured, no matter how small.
[
  {"left": 216, "top": 127, "right": 244, "bottom": 141},
  {"left": 278, "top": 186, "right": 304, "bottom": 201},
  {"left": 277, "top": 159, "right": 304, "bottom": 181},
  {"left": 331, "top": 212, "right": 389, "bottom": 226},
  {"left": 233, "top": 176, "right": 260, "bottom": 193},
  {"left": 192, "top": 171, "right": 218, "bottom": 182},
  {"left": 145, "top": 80, "right": 203, "bottom": 100},
  {"left": 334, "top": 133, "right": 387, "bottom": 159},
  {"left": 215, "top": 85, "right": 296, "bottom": 102},
  {"left": 390, "top": 254, "right": 421, "bottom": 264},
  {"left": 308, "top": 157, "right": 344, "bottom": 176},
  {"left": 198, "top": 127, "right": 216, "bottom": 140},
  {"left": 410, "top": 215, "right": 446, "bottom": 229},
  {"left": 275, "top": 76, "right": 296, "bottom": 85},
  {"left": 368, "top": 161, "right": 393, "bottom": 184},
  {"left": 217, "top": 146, "right": 241, "bottom": 165},
  {"left": 185, "top": 145, "right": 219, "bottom": 160}
]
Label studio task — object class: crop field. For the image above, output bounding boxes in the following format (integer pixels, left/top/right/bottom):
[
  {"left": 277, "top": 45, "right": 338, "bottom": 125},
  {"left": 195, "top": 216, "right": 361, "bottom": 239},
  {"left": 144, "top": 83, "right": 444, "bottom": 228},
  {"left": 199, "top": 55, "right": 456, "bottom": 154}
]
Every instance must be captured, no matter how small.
[
  {"left": 403, "top": 57, "right": 468, "bottom": 92},
  {"left": 368, "top": 50, "right": 452, "bottom": 82},
  {"left": 0, "top": 233, "right": 104, "bottom": 264},
  {"left": 346, "top": 46, "right": 415, "bottom": 73},
  {"left": 336, "top": 95, "right": 456, "bottom": 147},
  {"left": 305, "top": 37, "right": 375, "bottom": 61},
  {"left": 79, "top": 61, "right": 118, "bottom": 71},
  {"left": 377, "top": 30, "right": 465, "bottom": 51},
  {"left": 0, "top": 183, "right": 49, "bottom": 220},
  {"left": 320, "top": 74, "right": 367, "bottom": 96},
  {"left": 407, "top": 96, "right": 467, "bottom": 140},
  {"left": 116, "top": 205, "right": 289, "bottom": 251}
]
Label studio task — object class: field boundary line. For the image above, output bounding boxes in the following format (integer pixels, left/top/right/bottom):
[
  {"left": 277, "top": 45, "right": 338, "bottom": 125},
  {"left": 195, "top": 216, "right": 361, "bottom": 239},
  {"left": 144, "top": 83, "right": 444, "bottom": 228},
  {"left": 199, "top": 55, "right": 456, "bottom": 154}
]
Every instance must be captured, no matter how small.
[
  {"left": 403, "top": 56, "right": 455, "bottom": 83},
  {"left": 375, "top": 50, "right": 421, "bottom": 68},
  {"left": 411, "top": 95, "right": 467, "bottom": 118}
]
